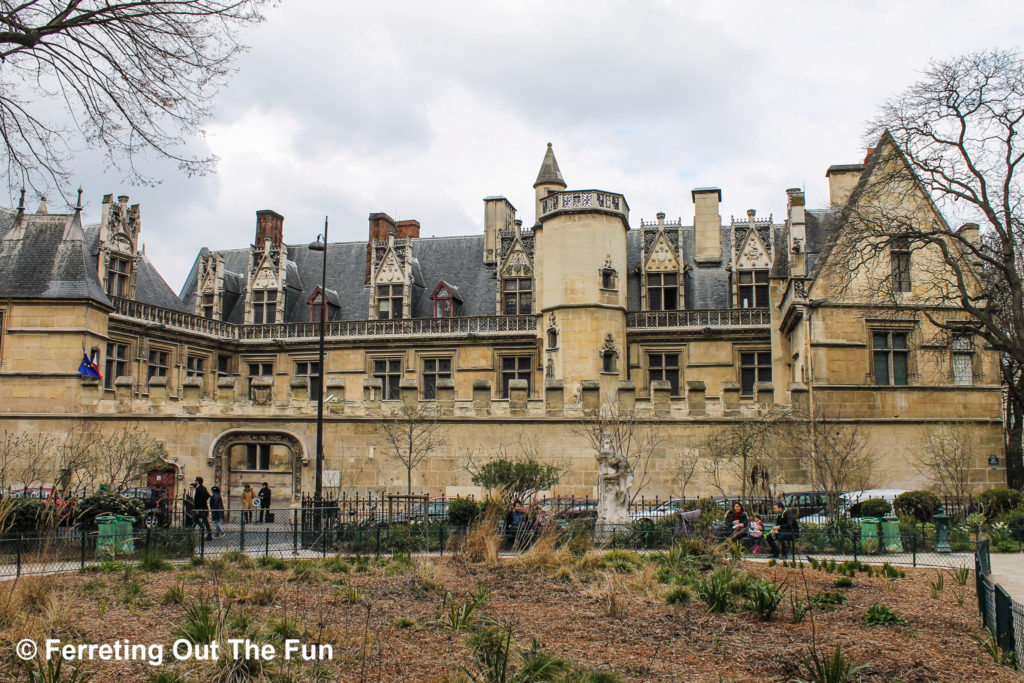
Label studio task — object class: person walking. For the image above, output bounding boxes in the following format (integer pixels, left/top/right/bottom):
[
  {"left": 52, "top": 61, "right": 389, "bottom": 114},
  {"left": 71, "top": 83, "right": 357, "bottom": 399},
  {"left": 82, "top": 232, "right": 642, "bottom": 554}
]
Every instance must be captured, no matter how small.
[
  {"left": 192, "top": 476, "right": 213, "bottom": 541},
  {"left": 210, "top": 486, "right": 225, "bottom": 538},
  {"left": 257, "top": 482, "right": 272, "bottom": 523},
  {"left": 241, "top": 483, "right": 256, "bottom": 523}
]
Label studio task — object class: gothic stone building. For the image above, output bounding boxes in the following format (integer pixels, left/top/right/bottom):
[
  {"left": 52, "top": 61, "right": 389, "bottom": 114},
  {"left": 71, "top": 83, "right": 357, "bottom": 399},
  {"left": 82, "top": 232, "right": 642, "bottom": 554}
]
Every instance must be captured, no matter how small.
[{"left": 0, "top": 141, "right": 1006, "bottom": 504}]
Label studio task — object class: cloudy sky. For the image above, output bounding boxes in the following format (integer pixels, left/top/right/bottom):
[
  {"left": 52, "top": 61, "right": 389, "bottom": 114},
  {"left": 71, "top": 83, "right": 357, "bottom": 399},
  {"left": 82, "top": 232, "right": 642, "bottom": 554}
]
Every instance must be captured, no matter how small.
[{"left": 24, "top": 0, "right": 1024, "bottom": 292}]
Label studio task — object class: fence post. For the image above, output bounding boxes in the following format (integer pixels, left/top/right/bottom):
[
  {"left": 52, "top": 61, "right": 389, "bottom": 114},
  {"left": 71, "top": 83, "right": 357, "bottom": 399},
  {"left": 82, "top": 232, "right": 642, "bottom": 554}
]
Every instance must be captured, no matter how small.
[
  {"left": 200, "top": 531, "right": 205, "bottom": 559},
  {"left": 439, "top": 523, "right": 445, "bottom": 556},
  {"left": 375, "top": 525, "right": 381, "bottom": 559},
  {"left": 146, "top": 525, "right": 152, "bottom": 553},
  {"left": 292, "top": 509, "right": 298, "bottom": 556},
  {"left": 912, "top": 532, "right": 917, "bottom": 568},
  {"left": 240, "top": 511, "right": 246, "bottom": 553},
  {"left": 16, "top": 535, "right": 22, "bottom": 578},
  {"left": 80, "top": 531, "right": 86, "bottom": 571},
  {"left": 995, "top": 585, "right": 1015, "bottom": 653},
  {"left": 265, "top": 527, "right": 269, "bottom": 558}
]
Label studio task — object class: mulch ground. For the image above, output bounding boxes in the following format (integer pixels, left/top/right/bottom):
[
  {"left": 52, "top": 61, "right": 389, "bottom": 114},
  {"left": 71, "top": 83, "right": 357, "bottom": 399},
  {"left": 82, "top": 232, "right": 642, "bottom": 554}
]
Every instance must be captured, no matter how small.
[{"left": 0, "top": 553, "right": 1017, "bottom": 682}]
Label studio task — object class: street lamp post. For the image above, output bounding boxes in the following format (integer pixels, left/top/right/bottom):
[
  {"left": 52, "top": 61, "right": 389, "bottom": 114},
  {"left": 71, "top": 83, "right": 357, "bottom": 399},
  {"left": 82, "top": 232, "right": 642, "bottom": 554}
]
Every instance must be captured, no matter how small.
[{"left": 308, "top": 217, "right": 329, "bottom": 502}]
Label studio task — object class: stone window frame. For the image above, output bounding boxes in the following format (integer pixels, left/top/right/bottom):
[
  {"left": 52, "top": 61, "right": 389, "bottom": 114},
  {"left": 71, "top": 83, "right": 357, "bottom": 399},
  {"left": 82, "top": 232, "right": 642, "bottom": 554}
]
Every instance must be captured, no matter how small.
[
  {"left": 870, "top": 328, "right": 912, "bottom": 386},
  {"left": 376, "top": 284, "right": 404, "bottom": 320},
  {"left": 369, "top": 353, "right": 404, "bottom": 401},
  {"left": 502, "top": 277, "right": 533, "bottom": 315},
  {"left": 201, "top": 293, "right": 215, "bottom": 320},
  {"left": 951, "top": 334, "right": 976, "bottom": 386},
  {"left": 292, "top": 356, "right": 322, "bottom": 402},
  {"left": 736, "top": 346, "right": 772, "bottom": 397},
  {"left": 495, "top": 348, "right": 536, "bottom": 398},
  {"left": 252, "top": 288, "right": 278, "bottom": 324},
  {"left": 185, "top": 350, "right": 211, "bottom": 398},
  {"left": 146, "top": 345, "right": 172, "bottom": 383},
  {"left": 599, "top": 256, "right": 618, "bottom": 291},
  {"left": 106, "top": 254, "right": 131, "bottom": 299},
  {"left": 645, "top": 272, "right": 679, "bottom": 311},
  {"left": 890, "top": 237, "right": 912, "bottom": 293},
  {"left": 420, "top": 356, "right": 453, "bottom": 400},
  {"left": 641, "top": 346, "right": 684, "bottom": 397},
  {"left": 243, "top": 356, "right": 275, "bottom": 400},
  {"left": 736, "top": 269, "right": 769, "bottom": 308},
  {"left": 104, "top": 338, "right": 132, "bottom": 391}
]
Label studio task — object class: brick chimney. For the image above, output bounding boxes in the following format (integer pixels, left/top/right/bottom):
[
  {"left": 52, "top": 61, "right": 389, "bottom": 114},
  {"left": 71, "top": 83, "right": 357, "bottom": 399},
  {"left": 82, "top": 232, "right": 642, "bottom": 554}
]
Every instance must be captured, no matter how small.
[
  {"left": 255, "top": 210, "right": 284, "bottom": 247},
  {"left": 396, "top": 219, "right": 421, "bottom": 239}
]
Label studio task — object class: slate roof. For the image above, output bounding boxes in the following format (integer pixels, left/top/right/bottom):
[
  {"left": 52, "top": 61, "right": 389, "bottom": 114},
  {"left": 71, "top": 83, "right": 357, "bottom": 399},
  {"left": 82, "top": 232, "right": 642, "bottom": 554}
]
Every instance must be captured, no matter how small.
[
  {"left": 179, "top": 234, "right": 498, "bottom": 324},
  {"left": 0, "top": 208, "right": 109, "bottom": 304},
  {"left": 805, "top": 209, "right": 839, "bottom": 276}
]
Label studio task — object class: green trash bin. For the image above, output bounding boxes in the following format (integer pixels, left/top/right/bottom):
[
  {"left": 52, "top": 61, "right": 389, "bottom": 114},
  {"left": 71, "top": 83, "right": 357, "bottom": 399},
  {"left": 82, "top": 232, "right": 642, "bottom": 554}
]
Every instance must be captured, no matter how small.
[
  {"left": 880, "top": 517, "right": 903, "bottom": 553},
  {"left": 114, "top": 515, "right": 136, "bottom": 554},
  {"left": 859, "top": 517, "right": 881, "bottom": 553},
  {"left": 96, "top": 515, "right": 118, "bottom": 557}
]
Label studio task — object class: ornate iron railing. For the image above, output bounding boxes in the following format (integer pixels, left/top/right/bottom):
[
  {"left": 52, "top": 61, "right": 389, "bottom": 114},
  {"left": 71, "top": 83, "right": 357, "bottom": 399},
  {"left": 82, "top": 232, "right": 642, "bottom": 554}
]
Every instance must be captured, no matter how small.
[
  {"left": 110, "top": 298, "right": 535, "bottom": 341},
  {"left": 627, "top": 308, "right": 771, "bottom": 329},
  {"left": 538, "top": 189, "right": 629, "bottom": 221}
]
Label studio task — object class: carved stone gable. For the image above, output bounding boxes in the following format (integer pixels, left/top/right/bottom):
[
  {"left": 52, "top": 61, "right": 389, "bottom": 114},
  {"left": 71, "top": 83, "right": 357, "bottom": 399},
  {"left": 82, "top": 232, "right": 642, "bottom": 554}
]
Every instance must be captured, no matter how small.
[
  {"left": 735, "top": 229, "right": 771, "bottom": 269},
  {"left": 644, "top": 232, "right": 680, "bottom": 272},
  {"left": 374, "top": 249, "right": 406, "bottom": 284},
  {"left": 500, "top": 238, "right": 533, "bottom": 278}
]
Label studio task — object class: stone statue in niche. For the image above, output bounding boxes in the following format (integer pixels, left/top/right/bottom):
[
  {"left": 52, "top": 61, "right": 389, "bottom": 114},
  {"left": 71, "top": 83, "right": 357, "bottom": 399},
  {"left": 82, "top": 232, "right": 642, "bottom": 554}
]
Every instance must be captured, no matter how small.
[{"left": 595, "top": 429, "right": 632, "bottom": 529}]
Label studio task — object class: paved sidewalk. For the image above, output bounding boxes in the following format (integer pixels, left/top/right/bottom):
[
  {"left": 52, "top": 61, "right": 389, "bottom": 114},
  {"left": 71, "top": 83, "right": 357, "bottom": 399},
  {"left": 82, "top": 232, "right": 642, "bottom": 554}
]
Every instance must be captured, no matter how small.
[{"left": 989, "top": 553, "right": 1024, "bottom": 602}]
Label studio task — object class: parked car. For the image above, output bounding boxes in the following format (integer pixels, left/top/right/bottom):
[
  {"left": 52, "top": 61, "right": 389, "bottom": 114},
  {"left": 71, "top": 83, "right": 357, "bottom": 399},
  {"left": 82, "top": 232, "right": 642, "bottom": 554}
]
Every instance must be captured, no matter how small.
[
  {"left": 840, "top": 489, "right": 907, "bottom": 518},
  {"left": 630, "top": 498, "right": 688, "bottom": 525},
  {"left": 781, "top": 491, "right": 830, "bottom": 519},
  {"left": 427, "top": 498, "right": 450, "bottom": 523},
  {"left": 553, "top": 500, "right": 597, "bottom": 526},
  {"left": 122, "top": 487, "right": 170, "bottom": 528},
  {"left": 9, "top": 486, "right": 54, "bottom": 500}
]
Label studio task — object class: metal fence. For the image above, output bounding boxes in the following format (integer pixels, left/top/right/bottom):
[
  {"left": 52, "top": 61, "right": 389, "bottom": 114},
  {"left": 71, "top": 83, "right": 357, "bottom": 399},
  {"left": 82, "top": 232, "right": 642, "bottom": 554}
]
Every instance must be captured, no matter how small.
[{"left": 975, "top": 540, "right": 1023, "bottom": 670}]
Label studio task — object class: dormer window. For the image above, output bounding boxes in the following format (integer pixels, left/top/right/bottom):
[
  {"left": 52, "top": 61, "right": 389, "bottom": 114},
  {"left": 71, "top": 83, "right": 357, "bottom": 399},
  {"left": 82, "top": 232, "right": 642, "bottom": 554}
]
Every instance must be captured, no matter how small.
[
  {"left": 377, "top": 284, "right": 403, "bottom": 319},
  {"left": 252, "top": 289, "right": 277, "bottom": 324},
  {"left": 107, "top": 256, "right": 130, "bottom": 298},
  {"left": 737, "top": 270, "right": 769, "bottom": 308},
  {"left": 646, "top": 273, "right": 678, "bottom": 310},
  {"left": 202, "top": 293, "right": 215, "bottom": 319},
  {"left": 308, "top": 287, "right": 338, "bottom": 323},
  {"left": 430, "top": 281, "right": 462, "bottom": 318},
  {"left": 503, "top": 278, "right": 532, "bottom": 314}
]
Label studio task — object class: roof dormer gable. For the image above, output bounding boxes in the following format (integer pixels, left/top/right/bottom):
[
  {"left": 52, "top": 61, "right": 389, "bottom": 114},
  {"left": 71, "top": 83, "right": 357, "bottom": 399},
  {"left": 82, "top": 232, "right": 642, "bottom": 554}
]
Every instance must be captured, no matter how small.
[{"left": 644, "top": 231, "right": 680, "bottom": 272}]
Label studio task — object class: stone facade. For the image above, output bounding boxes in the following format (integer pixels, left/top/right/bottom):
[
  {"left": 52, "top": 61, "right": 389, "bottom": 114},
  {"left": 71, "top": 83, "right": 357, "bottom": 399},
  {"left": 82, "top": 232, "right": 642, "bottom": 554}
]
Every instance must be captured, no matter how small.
[{"left": 0, "top": 141, "right": 1007, "bottom": 505}]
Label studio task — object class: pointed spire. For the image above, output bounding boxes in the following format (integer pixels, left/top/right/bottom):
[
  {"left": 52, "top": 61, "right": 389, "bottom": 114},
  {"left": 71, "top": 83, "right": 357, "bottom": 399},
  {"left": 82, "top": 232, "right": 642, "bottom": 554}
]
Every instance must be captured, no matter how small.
[{"left": 534, "top": 142, "right": 566, "bottom": 189}]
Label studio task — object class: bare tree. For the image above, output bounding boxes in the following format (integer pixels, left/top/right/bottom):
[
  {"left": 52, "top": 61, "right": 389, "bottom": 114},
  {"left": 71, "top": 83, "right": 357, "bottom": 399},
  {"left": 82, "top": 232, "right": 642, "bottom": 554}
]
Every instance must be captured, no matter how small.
[
  {"left": 0, "top": 0, "right": 271, "bottom": 193},
  {"left": 378, "top": 402, "right": 449, "bottom": 495},
  {"left": 0, "top": 430, "right": 32, "bottom": 493},
  {"left": 575, "top": 399, "right": 662, "bottom": 503},
  {"left": 82, "top": 424, "right": 161, "bottom": 492},
  {"left": 795, "top": 407, "right": 873, "bottom": 518},
  {"left": 700, "top": 409, "right": 790, "bottom": 504},
  {"left": 825, "top": 49, "right": 1024, "bottom": 485},
  {"left": 917, "top": 422, "right": 974, "bottom": 504},
  {"left": 53, "top": 421, "right": 101, "bottom": 496},
  {"left": 674, "top": 446, "right": 701, "bottom": 500}
]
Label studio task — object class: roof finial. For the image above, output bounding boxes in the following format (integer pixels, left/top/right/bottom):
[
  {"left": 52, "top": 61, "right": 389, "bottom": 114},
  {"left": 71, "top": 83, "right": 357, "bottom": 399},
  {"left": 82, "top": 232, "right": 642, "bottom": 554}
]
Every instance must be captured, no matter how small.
[
  {"left": 75, "top": 187, "right": 83, "bottom": 214},
  {"left": 16, "top": 188, "right": 25, "bottom": 214}
]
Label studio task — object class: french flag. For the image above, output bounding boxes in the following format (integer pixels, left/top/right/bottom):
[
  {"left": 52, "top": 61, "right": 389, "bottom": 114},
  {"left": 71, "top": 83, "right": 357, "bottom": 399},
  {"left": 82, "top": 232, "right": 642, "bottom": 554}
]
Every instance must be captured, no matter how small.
[{"left": 78, "top": 351, "right": 102, "bottom": 380}]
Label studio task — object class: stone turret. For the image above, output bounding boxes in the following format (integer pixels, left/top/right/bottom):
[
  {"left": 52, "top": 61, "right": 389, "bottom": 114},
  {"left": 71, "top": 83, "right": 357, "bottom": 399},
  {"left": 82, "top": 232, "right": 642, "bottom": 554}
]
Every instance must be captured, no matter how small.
[{"left": 533, "top": 143, "right": 567, "bottom": 224}]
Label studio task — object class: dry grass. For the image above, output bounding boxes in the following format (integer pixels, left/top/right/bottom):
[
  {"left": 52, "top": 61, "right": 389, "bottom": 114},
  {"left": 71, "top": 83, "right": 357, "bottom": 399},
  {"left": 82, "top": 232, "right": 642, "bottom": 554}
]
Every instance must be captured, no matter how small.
[
  {"left": 457, "top": 504, "right": 501, "bottom": 564},
  {"left": 510, "top": 524, "right": 572, "bottom": 572}
]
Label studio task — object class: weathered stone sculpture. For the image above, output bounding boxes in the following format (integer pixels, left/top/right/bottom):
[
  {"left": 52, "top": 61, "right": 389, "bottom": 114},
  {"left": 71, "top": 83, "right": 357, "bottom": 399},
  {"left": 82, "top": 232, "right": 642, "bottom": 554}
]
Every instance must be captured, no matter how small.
[{"left": 596, "top": 430, "right": 632, "bottom": 531}]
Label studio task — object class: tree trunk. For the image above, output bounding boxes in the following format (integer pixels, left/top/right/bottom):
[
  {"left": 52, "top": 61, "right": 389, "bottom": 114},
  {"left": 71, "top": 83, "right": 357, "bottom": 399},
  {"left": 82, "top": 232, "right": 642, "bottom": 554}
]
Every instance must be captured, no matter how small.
[{"left": 1006, "top": 386, "right": 1024, "bottom": 489}]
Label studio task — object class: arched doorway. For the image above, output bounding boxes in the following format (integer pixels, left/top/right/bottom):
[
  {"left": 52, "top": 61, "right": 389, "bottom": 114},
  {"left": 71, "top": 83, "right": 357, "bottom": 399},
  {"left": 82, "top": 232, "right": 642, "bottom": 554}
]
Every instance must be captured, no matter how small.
[{"left": 209, "top": 430, "right": 307, "bottom": 508}]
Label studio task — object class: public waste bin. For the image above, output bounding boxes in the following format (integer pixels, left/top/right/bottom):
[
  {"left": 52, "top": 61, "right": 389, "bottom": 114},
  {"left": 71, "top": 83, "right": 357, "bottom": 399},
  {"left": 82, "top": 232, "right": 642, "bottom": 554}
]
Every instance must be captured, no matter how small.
[
  {"left": 114, "top": 514, "right": 136, "bottom": 554},
  {"left": 96, "top": 515, "right": 118, "bottom": 557},
  {"left": 859, "top": 517, "right": 881, "bottom": 553},
  {"left": 880, "top": 517, "right": 903, "bottom": 552}
]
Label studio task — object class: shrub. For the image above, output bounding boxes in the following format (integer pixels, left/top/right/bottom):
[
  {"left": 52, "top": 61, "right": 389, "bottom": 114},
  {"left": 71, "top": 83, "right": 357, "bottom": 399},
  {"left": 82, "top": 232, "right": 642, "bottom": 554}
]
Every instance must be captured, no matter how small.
[
  {"left": 447, "top": 497, "right": 480, "bottom": 526},
  {"left": 796, "top": 644, "right": 868, "bottom": 683},
  {"left": 863, "top": 603, "right": 907, "bottom": 626},
  {"left": 744, "top": 578, "right": 786, "bottom": 621},
  {"left": 893, "top": 490, "right": 941, "bottom": 523},
  {"left": 695, "top": 571, "right": 733, "bottom": 613},
  {"left": 1003, "top": 507, "right": 1024, "bottom": 542},
  {"left": 1, "top": 498, "right": 61, "bottom": 534},
  {"left": 977, "top": 488, "right": 1024, "bottom": 519},
  {"left": 174, "top": 595, "right": 218, "bottom": 643},
  {"left": 665, "top": 586, "right": 691, "bottom": 605},
  {"left": 859, "top": 498, "right": 892, "bottom": 518},
  {"left": 598, "top": 550, "right": 643, "bottom": 573},
  {"left": 833, "top": 576, "right": 853, "bottom": 588},
  {"left": 74, "top": 492, "right": 146, "bottom": 529},
  {"left": 138, "top": 550, "right": 172, "bottom": 572},
  {"left": 809, "top": 591, "right": 847, "bottom": 610}
]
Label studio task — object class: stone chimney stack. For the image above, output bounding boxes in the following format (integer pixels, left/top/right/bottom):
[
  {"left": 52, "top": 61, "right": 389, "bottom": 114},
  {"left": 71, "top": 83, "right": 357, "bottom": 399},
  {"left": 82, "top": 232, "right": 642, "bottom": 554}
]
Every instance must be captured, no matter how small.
[
  {"left": 958, "top": 222, "right": 980, "bottom": 246},
  {"left": 786, "top": 188, "right": 807, "bottom": 277},
  {"left": 692, "top": 187, "right": 722, "bottom": 263},
  {"left": 255, "top": 210, "right": 284, "bottom": 247},
  {"left": 483, "top": 196, "right": 516, "bottom": 266},
  {"left": 826, "top": 164, "right": 864, "bottom": 209}
]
